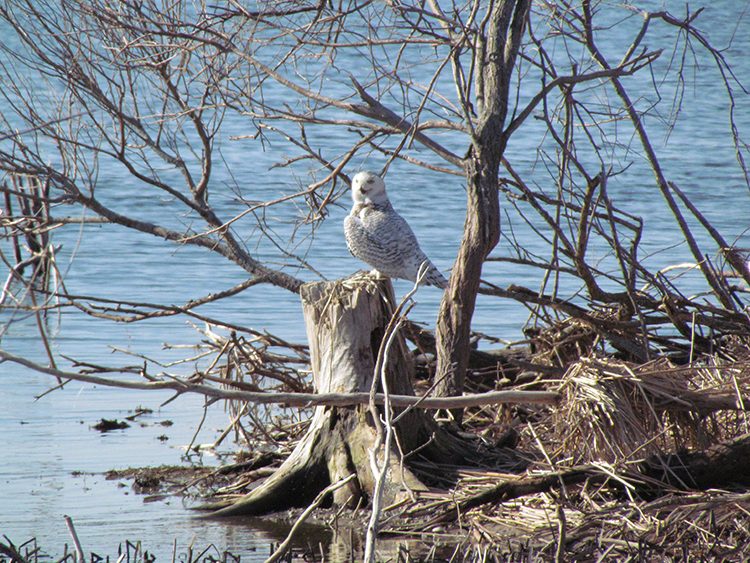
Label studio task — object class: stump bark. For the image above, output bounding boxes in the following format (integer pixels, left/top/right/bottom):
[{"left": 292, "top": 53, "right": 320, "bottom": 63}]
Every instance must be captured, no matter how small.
[{"left": 207, "top": 274, "right": 430, "bottom": 517}]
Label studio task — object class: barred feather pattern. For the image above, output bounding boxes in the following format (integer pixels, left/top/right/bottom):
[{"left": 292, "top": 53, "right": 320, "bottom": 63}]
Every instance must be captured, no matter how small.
[{"left": 344, "top": 171, "right": 448, "bottom": 289}]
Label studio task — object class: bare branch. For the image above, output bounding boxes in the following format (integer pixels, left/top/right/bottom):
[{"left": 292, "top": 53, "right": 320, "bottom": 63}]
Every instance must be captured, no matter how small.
[{"left": 0, "top": 346, "right": 559, "bottom": 408}]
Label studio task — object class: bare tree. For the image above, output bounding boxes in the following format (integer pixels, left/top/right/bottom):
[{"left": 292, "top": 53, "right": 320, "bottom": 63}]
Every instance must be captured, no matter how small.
[{"left": 1, "top": 0, "right": 749, "bottom": 518}]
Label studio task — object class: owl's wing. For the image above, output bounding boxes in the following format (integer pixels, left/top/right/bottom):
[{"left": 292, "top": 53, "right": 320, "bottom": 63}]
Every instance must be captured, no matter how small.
[
  {"left": 344, "top": 213, "right": 409, "bottom": 275},
  {"left": 374, "top": 214, "right": 449, "bottom": 287},
  {"left": 345, "top": 204, "right": 447, "bottom": 287}
]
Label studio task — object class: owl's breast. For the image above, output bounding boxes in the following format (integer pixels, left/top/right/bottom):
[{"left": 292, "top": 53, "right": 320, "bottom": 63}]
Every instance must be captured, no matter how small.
[
  {"left": 351, "top": 202, "right": 373, "bottom": 219},
  {"left": 355, "top": 203, "right": 390, "bottom": 228}
]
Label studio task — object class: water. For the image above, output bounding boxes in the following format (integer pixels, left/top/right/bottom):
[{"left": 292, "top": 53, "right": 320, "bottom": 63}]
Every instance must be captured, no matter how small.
[{"left": 1, "top": 1, "right": 749, "bottom": 559}]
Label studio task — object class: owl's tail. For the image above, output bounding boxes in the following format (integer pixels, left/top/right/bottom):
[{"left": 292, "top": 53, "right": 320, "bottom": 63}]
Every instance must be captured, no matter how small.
[{"left": 418, "top": 260, "right": 449, "bottom": 289}]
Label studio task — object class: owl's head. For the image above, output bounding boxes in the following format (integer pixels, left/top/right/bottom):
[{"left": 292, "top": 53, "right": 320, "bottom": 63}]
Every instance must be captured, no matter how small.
[{"left": 351, "top": 171, "right": 388, "bottom": 205}]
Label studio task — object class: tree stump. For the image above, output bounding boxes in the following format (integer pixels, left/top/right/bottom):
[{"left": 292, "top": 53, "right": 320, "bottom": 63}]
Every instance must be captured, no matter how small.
[{"left": 206, "top": 274, "right": 429, "bottom": 517}]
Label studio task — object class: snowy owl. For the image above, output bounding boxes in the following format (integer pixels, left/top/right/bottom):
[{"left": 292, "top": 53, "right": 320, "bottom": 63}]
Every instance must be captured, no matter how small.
[{"left": 344, "top": 171, "right": 448, "bottom": 289}]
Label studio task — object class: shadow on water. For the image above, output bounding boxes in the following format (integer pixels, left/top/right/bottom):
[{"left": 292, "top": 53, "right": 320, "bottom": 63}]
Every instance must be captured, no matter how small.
[{"left": 220, "top": 515, "right": 462, "bottom": 563}]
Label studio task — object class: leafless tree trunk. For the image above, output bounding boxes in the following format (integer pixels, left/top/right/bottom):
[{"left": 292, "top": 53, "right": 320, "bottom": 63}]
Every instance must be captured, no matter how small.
[{"left": 435, "top": 0, "right": 530, "bottom": 421}]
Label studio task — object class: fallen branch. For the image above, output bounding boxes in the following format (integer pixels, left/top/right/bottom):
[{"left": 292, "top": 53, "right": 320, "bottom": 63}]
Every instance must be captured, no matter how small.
[
  {"left": 0, "top": 347, "right": 559, "bottom": 408},
  {"left": 413, "top": 467, "right": 605, "bottom": 529},
  {"left": 640, "top": 432, "right": 750, "bottom": 491},
  {"left": 408, "top": 434, "right": 750, "bottom": 531}
]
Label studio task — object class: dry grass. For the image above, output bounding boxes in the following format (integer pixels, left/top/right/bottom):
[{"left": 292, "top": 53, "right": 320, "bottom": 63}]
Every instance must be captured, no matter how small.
[
  {"left": 551, "top": 354, "right": 750, "bottom": 464},
  {"left": 373, "top": 332, "right": 750, "bottom": 561}
]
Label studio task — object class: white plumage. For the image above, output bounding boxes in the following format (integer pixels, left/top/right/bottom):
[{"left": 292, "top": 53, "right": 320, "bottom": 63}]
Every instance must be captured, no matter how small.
[{"left": 344, "top": 171, "right": 448, "bottom": 289}]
